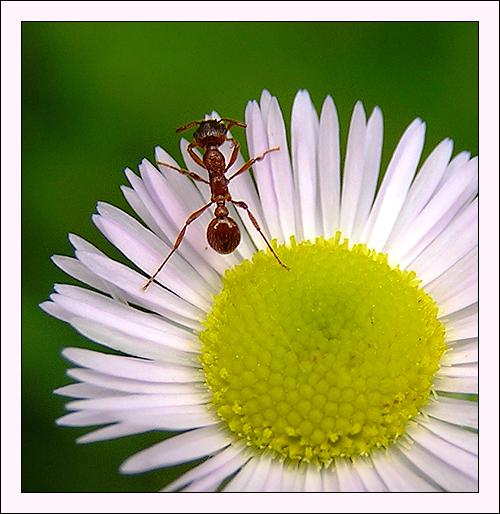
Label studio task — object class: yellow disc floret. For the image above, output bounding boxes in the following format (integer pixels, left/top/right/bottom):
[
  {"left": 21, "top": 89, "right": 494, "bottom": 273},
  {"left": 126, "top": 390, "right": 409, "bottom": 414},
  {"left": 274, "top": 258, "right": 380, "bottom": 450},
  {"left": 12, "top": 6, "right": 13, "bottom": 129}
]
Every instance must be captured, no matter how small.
[{"left": 200, "top": 233, "right": 446, "bottom": 467}]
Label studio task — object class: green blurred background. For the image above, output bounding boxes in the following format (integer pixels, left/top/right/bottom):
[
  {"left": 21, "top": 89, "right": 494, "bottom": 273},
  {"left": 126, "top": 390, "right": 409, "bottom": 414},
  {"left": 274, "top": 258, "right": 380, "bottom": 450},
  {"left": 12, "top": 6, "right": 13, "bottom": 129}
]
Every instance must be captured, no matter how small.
[{"left": 22, "top": 22, "right": 478, "bottom": 492}]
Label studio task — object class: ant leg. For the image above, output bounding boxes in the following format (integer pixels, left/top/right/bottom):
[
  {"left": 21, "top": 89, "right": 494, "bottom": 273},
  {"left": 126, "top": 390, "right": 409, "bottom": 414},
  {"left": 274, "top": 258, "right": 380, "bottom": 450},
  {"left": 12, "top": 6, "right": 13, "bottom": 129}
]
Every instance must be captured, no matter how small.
[
  {"left": 221, "top": 118, "right": 247, "bottom": 130},
  {"left": 225, "top": 138, "right": 241, "bottom": 171},
  {"left": 231, "top": 200, "right": 289, "bottom": 270},
  {"left": 142, "top": 202, "right": 213, "bottom": 290},
  {"left": 228, "top": 147, "right": 280, "bottom": 181},
  {"left": 187, "top": 141, "right": 207, "bottom": 170},
  {"left": 176, "top": 120, "right": 203, "bottom": 133},
  {"left": 157, "top": 161, "right": 209, "bottom": 184}
]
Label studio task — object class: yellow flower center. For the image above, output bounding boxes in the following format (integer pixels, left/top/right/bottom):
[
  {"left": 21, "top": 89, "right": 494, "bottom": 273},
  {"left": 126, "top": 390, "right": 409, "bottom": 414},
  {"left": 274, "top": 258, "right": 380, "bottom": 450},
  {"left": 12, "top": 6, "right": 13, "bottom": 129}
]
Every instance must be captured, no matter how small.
[{"left": 200, "top": 233, "right": 446, "bottom": 467}]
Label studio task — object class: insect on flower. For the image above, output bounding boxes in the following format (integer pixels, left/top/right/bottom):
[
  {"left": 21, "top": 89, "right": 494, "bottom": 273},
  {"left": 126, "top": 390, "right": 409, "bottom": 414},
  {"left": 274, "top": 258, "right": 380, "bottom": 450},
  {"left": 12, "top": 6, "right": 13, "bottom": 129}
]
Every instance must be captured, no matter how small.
[{"left": 142, "top": 118, "right": 289, "bottom": 290}]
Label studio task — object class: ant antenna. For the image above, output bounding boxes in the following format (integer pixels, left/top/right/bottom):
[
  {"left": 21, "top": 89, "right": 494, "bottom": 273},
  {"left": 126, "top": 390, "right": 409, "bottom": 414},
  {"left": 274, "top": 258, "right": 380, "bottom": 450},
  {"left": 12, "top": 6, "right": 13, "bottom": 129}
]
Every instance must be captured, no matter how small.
[{"left": 176, "top": 120, "right": 203, "bottom": 133}]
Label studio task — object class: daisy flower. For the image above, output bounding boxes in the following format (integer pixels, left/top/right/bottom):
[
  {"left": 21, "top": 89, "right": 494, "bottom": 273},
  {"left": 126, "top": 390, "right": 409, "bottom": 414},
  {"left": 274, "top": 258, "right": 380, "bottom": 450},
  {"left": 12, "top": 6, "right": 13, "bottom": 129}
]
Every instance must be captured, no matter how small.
[{"left": 41, "top": 89, "right": 478, "bottom": 492}]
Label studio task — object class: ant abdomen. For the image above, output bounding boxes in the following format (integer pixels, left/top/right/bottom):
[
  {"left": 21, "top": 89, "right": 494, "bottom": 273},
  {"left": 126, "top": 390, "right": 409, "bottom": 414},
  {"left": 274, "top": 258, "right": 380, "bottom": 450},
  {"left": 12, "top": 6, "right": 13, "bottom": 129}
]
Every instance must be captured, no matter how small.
[{"left": 207, "top": 217, "right": 241, "bottom": 254}]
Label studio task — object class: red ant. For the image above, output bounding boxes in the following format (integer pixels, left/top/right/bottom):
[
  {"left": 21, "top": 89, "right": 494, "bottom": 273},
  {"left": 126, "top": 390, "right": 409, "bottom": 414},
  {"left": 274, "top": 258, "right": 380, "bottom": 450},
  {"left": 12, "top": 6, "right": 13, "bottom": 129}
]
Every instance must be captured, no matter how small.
[{"left": 142, "top": 118, "right": 289, "bottom": 290}]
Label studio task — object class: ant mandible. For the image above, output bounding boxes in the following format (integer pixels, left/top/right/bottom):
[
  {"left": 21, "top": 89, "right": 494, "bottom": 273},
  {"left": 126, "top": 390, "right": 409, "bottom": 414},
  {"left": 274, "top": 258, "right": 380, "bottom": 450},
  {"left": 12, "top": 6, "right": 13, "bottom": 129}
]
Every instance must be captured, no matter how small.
[{"left": 142, "top": 117, "right": 289, "bottom": 290}]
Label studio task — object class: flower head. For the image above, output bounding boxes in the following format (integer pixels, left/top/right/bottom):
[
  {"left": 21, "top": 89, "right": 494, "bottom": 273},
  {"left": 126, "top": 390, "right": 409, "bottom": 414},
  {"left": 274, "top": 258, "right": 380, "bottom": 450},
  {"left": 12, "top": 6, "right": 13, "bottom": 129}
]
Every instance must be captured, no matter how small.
[{"left": 42, "top": 90, "right": 478, "bottom": 492}]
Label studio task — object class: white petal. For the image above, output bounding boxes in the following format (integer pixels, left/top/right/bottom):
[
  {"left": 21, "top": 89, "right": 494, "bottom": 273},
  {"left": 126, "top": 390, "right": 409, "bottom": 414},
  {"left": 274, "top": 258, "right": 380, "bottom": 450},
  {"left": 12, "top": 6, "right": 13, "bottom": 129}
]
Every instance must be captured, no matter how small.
[
  {"left": 245, "top": 101, "right": 283, "bottom": 243},
  {"left": 436, "top": 363, "right": 477, "bottom": 379},
  {"left": 425, "top": 247, "right": 478, "bottom": 316},
  {"left": 304, "top": 465, "right": 323, "bottom": 492},
  {"left": 120, "top": 426, "right": 232, "bottom": 474},
  {"left": 340, "top": 101, "right": 367, "bottom": 239},
  {"left": 180, "top": 456, "right": 246, "bottom": 492},
  {"left": 321, "top": 469, "right": 340, "bottom": 492},
  {"left": 351, "top": 106, "right": 384, "bottom": 243},
  {"left": 440, "top": 302, "right": 477, "bottom": 337},
  {"left": 384, "top": 138, "right": 453, "bottom": 251},
  {"left": 389, "top": 158, "right": 478, "bottom": 266},
  {"left": 291, "top": 90, "right": 320, "bottom": 241},
  {"left": 433, "top": 375, "right": 478, "bottom": 394},
  {"left": 222, "top": 457, "right": 258, "bottom": 491},
  {"left": 265, "top": 96, "right": 296, "bottom": 240},
  {"left": 54, "top": 383, "right": 121, "bottom": 399},
  {"left": 400, "top": 439, "right": 476, "bottom": 491},
  {"left": 318, "top": 96, "right": 341, "bottom": 238},
  {"left": 62, "top": 348, "right": 203, "bottom": 383},
  {"left": 243, "top": 452, "right": 274, "bottom": 492},
  {"left": 69, "top": 318, "right": 198, "bottom": 365},
  {"left": 262, "top": 458, "right": 286, "bottom": 492},
  {"left": 163, "top": 444, "right": 247, "bottom": 492},
  {"left": 335, "top": 458, "right": 366, "bottom": 491},
  {"left": 121, "top": 182, "right": 166, "bottom": 240},
  {"left": 94, "top": 202, "right": 217, "bottom": 306},
  {"left": 52, "top": 285, "right": 199, "bottom": 353},
  {"left": 75, "top": 250, "right": 204, "bottom": 328},
  {"left": 77, "top": 423, "right": 150, "bottom": 443},
  {"left": 354, "top": 457, "right": 388, "bottom": 492},
  {"left": 422, "top": 396, "right": 478, "bottom": 429},
  {"left": 408, "top": 199, "right": 477, "bottom": 285},
  {"left": 279, "top": 462, "right": 300, "bottom": 492},
  {"left": 371, "top": 447, "right": 440, "bottom": 491},
  {"left": 416, "top": 417, "right": 477, "bottom": 455},
  {"left": 65, "top": 392, "right": 209, "bottom": 411},
  {"left": 442, "top": 338, "right": 478, "bottom": 365},
  {"left": 406, "top": 423, "right": 477, "bottom": 483},
  {"left": 435, "top": 151, "right": 470, "bottom": 190},
  {"left": 51, "top": 255, "right": 128, "bottom": 305},
  {"left": 363, "top": 119, "right": 426, "bottom": 251},
  {"left": 67, "top": 368, "right": 202, "bottom": 395}
]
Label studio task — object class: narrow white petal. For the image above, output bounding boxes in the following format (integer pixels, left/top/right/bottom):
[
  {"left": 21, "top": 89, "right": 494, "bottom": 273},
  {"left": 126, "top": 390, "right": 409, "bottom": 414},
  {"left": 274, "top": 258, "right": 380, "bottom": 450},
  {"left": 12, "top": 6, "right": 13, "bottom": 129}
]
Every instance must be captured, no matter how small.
[
  {"left": 51, "top": 255, "right": 128, "bottom": 305},
  {"left": 363, "top": 119, "right": 426, "bottom": 251},
  {"left": 406, "top": 423, "right": 478, "bottom": 482},
  {"left": 304, "top": 465, "right": 323, "bottom": 492},
  {"left": 223, "top": 457, "right": 258, "bottom": 492},
  {"left": 416, "top": 417, "right": 477, "bottom": 455},
  {"left": 435, "top": 151, "right": 470, "bottom": 191},
  {"left": 340, "top": 101, "right": 367, "bottom": 239},
  {"left": 408, "top": 199, "right": 477, "bottom": 285},
  {"left": 69, "top": 318, "right": 198, "bottom": 365},
  {"left": 265, "top": 96, "right": 296, "bottom": 240},
  {"left": 371, "top": 447, "right": 440, "bottom": 491},
  {"left": 163, "top": 444, "right": 247, "bottom": 492},
  {"left": 54, "top": 383, "right": 121, "bottom": 399},
  {"left": 436, "top": 363, "right": 477, "bottom": 379},
  {"left": 57, "top": 410, "right": 120, "bottom": 427},
  {"left": 39, "top": 300, "right": 75, "bottom": 323},
  {"left": 94, "top": 201, "right": 218, "bottom": 304},
  {"left": 245, "top": 101, "right": 283, "bottom": 243},
  {"left": 75, "top": 250, "right": 204, "bottom": 328},
  {"left": 243, "top": 452, "right": 274, "bottom": 492},
  {"left": 262, "top": 458, "right": 286, "bottom": 492},
  {"left": 65, "top": 392, "right": 209, "bottom": 411},
  {"left": 180, "top": 456, "right": 245, "bottom": 492},
  {"left": 390, "top": 158, "right": 478, "bottom": 266},
  {"left": 422, "top": 396, "right": 478, "bottom": 429},
  {"left": 259, "top": 89, "right": 272, "bottom": 120},
  {"left": 52, "top": 285, "right": 199, "bottom": 353},
  {"left": 442, "top": 338, "right": 478, "bottom": 365},
  {"left": 399, "top": 439, "right": 477, "bottom": 491},
  {"left": 67, "top": 368, "right": 202, "bottom": 395},
  {"left": 291, "top": 90, "right": 320, "bottom": 241},
  {"left": 439, "top": 302, "right": 477, "bottom": 336},
  {"left": 120, "top": 426, "right": 232, "bottom": 474},
  {"left": 121, "top": 182, "right": 166, "bottom": 240},
  {"left": 335, "top": 458, "right": 366, "bottom": 491},
  {"left": 354, "top": 457, "right": 388, "bottom": 492},
  {"left": 318, "top": 95, "right": 341, "bottom": 238},
  {"left": 425, "top": 247, "right": 478, "bottom": 316},
  {"left": 62, "top": 348, "right": 203, "bottom": 383},
  {"left": 351, "top": 106, "right": 384, "bottom": 243},
  {"left": 280, "top": 462, "right": 300, "bottom": 492},
  {"left": 433, "top": 375, "right": 478, "bottom": 394},
  {"left": 385, "top": 138, "right": 453, "bottom": 250},
  {"left": 321, "top": 469, "right": 340, "bottom": 492},
  {"left": 77, "top": 423, "right": 150, "bottom": 444}
]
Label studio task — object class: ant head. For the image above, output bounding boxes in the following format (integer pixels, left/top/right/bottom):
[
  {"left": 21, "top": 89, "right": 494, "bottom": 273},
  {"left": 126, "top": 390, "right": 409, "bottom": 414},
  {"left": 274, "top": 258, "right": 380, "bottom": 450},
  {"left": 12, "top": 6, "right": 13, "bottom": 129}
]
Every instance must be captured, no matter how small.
[{"left": 193, "top": 119, "right": 228, "bottom": 148}]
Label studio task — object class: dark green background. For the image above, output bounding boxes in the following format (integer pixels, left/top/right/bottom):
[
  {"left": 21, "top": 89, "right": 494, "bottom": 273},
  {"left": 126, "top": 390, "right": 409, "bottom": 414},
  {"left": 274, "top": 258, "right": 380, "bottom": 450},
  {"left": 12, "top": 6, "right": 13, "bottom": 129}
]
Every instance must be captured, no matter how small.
[{"left": 22, "top": 22, "right": 478, "bottom": 492}]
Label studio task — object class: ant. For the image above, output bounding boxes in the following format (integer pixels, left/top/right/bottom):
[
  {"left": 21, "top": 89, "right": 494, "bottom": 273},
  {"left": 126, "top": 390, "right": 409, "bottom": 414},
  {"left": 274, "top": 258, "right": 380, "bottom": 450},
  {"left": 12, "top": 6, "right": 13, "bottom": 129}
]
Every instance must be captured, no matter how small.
[{"left": 142, "top": 117, "right": 289, "bottom": 290}]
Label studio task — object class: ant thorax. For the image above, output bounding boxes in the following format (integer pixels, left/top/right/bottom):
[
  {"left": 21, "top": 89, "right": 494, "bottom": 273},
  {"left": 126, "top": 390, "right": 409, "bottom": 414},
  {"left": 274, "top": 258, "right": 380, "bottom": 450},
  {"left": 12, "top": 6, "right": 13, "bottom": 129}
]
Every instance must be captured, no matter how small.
[{"left": 203, "top": 148, "right": 226, "bottom": 174}]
